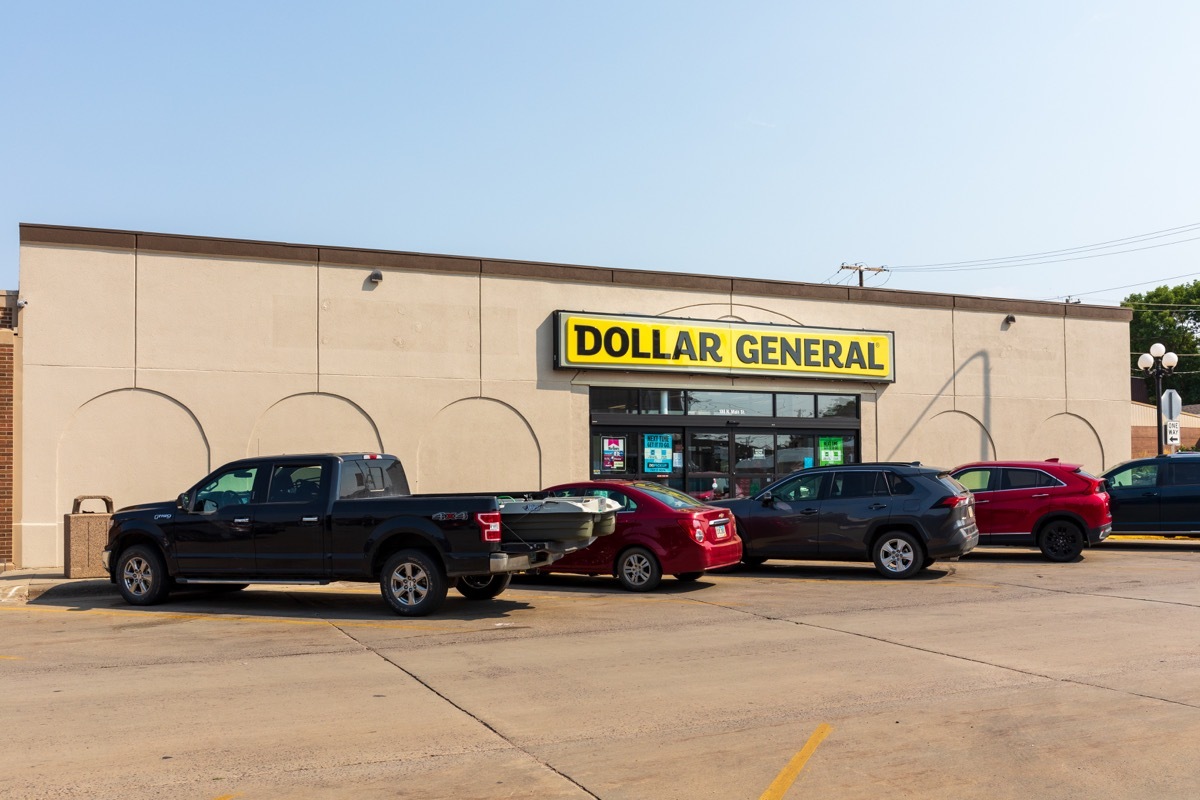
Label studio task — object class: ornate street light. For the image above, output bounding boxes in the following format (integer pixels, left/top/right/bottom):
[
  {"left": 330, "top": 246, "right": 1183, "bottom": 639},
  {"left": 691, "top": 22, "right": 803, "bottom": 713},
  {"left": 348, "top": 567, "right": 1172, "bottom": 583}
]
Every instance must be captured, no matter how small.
[{"left": 1138, "top": 342, "right": 1179, "bottom": 455}]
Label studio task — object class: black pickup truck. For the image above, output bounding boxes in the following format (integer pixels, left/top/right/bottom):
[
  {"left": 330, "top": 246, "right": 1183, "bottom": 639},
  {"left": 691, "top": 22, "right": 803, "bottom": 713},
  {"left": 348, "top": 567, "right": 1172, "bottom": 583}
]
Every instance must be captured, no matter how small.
[{"left": 102, "top": 453, "right": 587, "bottom": 616}]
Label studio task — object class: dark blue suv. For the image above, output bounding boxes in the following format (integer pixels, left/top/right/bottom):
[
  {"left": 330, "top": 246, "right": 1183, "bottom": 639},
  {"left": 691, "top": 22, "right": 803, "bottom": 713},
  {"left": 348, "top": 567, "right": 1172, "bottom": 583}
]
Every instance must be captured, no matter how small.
[
  {"left": 1103, "top": 453, "right": 1200, "bottom": 536},
  {"left": 713, "top": 463, "right": 979, "bottom": 578}
]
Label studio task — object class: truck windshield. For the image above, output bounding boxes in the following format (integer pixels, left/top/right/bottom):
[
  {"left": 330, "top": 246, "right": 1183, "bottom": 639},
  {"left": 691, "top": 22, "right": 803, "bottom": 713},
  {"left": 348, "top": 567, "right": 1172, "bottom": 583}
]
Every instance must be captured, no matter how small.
[{"left": 338, "top": 458, "right": 411, "bottom": 499}]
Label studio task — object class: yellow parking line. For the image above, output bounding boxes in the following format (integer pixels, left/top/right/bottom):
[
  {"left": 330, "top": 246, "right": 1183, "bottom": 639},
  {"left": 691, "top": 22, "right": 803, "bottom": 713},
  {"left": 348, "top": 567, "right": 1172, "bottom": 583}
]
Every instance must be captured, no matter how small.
[
  {"left": 760, "top": 723, "right": 833, "bottom": 800},
  {"left": 0, "top": 655, "right": 21, "bottom": 660}
]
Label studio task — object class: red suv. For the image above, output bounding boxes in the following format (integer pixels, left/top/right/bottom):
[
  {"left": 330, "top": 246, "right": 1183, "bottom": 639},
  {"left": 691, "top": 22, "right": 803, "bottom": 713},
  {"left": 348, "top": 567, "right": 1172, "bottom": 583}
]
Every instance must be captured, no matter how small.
[{"left": 950, "top": 460, "right": 1111, "bottom": 561}]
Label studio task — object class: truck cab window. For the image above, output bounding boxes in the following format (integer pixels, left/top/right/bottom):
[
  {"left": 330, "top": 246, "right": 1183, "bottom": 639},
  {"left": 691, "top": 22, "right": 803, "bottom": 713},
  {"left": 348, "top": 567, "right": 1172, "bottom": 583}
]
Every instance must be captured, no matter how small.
[
  {"left": 195, "top": 468, "right": 258, "bottom": 512},
  {"left": 267, "top": 464, "right": 323, "bottom": 503}
]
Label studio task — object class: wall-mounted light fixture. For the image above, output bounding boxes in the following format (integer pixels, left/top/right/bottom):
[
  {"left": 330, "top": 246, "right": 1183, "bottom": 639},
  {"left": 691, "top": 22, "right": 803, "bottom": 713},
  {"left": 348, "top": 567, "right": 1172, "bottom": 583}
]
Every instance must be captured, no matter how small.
[
  {"left": 1003, "top": 314, "right": 1016, "bottom": 325},
  {"left": 368, "top": 269, "right": 383, "bottom": 284}
]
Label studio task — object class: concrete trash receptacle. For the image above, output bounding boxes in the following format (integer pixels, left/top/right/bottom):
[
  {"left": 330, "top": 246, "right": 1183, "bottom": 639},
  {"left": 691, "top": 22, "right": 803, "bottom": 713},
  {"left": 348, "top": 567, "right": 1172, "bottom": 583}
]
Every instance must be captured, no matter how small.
[{"left": 64, "top": 496, "right": 115, "bottom": 578}]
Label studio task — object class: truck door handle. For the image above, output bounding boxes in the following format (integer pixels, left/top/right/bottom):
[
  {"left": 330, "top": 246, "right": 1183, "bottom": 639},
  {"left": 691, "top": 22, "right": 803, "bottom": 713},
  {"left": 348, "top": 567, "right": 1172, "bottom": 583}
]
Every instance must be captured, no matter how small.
[
  {"left": 232, "top": 517, "right": 250, "bottom": 526},
  {"left": 301, "top": 516, "right": 320, "bottom": 525},
  {"left": 868, "top": 503, "right": 887, "bottom": 510},
  {"left": 1032, "top": 493, "right": 1049, "bottom": 498}
]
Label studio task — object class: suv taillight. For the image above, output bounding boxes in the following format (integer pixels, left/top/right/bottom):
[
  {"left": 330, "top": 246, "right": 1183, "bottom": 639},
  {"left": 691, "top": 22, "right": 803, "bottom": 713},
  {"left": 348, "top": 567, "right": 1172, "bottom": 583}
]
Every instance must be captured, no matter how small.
[
  {"left": 475, "top": 511, "right": 502, "bottom": 543},
  {"left": 935, "top": 495, "right": 969, "bottom": 509}
]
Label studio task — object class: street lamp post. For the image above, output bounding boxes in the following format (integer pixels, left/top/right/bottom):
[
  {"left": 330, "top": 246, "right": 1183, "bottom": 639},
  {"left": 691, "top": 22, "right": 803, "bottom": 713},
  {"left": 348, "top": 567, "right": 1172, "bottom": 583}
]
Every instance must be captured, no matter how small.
[{"left": 1138, "top": 342, "right": 1179, "bottom": 456}]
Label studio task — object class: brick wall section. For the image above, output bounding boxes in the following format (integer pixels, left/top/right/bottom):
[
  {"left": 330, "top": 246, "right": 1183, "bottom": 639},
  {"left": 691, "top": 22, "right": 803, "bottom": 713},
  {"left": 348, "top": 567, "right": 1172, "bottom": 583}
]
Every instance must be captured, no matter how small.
[
  {"left": 1132, "top": 425, "right": 1200, "bottom": 458},
  {"left": 0, "top": 338, "right": 11, "bottom": 565}
]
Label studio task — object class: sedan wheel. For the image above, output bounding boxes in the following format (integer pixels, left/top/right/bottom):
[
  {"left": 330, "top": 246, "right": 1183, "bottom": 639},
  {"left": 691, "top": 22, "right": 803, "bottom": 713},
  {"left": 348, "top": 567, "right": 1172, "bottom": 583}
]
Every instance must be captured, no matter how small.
[
  {"left": 872, "top": 532, "right": 923, "bottom": 579},
  {"left": 616, "top": 547, "right": 662, "bottom": 592}
]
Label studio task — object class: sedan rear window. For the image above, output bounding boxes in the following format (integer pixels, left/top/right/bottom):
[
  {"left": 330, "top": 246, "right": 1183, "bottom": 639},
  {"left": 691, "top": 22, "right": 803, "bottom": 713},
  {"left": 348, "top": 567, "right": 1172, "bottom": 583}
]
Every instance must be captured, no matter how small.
[{"left": 631, "top": 482, "right": 706, "bottom": 509}]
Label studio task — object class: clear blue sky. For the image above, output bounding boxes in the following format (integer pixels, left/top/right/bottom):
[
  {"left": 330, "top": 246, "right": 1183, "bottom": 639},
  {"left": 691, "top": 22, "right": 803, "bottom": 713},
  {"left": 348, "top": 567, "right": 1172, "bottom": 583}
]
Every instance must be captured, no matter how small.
[{"left": 3, "top": 1, "right": 1198, "bottom": 304}]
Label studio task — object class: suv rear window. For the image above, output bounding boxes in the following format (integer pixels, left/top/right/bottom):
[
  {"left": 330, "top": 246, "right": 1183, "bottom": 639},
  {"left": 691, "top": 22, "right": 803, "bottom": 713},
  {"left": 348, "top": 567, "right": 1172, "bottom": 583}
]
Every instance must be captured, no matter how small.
[{"left": 938, "top": 475, "right": 967, "bottom": 495}]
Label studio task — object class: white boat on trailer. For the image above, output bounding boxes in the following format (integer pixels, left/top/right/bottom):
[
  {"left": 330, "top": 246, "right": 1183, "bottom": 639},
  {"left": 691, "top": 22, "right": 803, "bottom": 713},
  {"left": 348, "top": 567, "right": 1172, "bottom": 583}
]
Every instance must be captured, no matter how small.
[{"left": 497, "top": 496, "right": 621, "bottom": 543}]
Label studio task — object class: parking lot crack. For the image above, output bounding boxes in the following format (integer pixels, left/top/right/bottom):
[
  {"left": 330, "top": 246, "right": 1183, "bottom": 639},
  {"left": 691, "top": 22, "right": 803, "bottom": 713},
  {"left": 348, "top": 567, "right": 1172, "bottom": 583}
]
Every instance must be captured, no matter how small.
[{"left": 322, "top": 620, "right": 602, "bottom": 799}]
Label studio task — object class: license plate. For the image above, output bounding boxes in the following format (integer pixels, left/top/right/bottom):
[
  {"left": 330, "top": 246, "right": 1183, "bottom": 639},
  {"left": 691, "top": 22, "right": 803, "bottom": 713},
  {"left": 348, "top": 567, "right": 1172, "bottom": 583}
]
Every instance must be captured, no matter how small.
[{"left": 713, "top": 524, "right": 728, "bottom": 539}]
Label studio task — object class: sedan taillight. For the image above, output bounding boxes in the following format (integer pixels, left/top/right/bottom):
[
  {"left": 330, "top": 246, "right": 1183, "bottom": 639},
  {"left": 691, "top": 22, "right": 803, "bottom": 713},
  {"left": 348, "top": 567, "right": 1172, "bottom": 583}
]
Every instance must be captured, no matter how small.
[{"left": 678, "top": 517, "right": 706, "bottom": 543}]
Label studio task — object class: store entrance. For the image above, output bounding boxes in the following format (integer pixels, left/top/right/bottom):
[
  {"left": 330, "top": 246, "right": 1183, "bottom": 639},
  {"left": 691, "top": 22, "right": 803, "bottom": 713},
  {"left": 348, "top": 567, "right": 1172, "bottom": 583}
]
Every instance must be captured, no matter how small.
[
  {"left": 588, "top": 387, "right": 862, "bottom": 500},
  {"left": 591, "top": 427, "right": 859, "bottom": 500}
]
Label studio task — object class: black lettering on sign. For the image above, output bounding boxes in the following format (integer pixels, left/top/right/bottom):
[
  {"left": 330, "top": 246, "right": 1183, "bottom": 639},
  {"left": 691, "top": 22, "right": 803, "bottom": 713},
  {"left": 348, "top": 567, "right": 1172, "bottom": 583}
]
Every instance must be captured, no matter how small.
[
  {"left": 868, "top": 342, "right": 885, "bottom": 370},
  {"left": 699, "top": 332, "right": 722, "bottom": 362},
  {"left": 604, "top": 327, "right": 630, "bottom": 357},
  {"left": 630, "top": 329, "right": 652, "bottom": 358},
  {"left": 761, "top": 336, "right": 779, "bottom": 365},
  {"left": 780, "top": 337, "right": 801, "bottom": 366},
  {"left": 844, "top": 341, "right": 867, "bottom": 369},
  {"left": 651, "top": 329, "right": 669, "bottom": 359},
  {"left": 673, "top": 331, "right": 698, "bottom": 360},
  {"left": 804, "top": 339, "right": 821, "bottom": 367},
  {"left": 736, "top": 334, "right": 757, "bottom": 364},
  {"left": 822, "top": 340, "right": 844, "bottom": 368},
  {"left": 575, "top": 325, "right": 602, "bottom": 356}
]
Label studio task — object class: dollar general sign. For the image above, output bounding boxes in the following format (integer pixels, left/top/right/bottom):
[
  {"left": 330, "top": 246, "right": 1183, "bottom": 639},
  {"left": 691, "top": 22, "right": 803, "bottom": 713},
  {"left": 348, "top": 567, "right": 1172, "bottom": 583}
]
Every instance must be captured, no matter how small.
[{"left": 553, "top": 311, "right": 894, "bottom": 382}]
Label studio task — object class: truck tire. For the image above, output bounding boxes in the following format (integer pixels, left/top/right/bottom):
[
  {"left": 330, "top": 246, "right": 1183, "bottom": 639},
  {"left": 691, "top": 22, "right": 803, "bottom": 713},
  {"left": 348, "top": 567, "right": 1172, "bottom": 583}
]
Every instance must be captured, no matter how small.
[
  {"left": 380, "top": 549, "right": 447, "bottom": 617},
  {"left": 455, "top": 573, "right": 512, "bottom": 600},
  {"left": 116, "top": 544, "right": 172, "bottom": 606}
]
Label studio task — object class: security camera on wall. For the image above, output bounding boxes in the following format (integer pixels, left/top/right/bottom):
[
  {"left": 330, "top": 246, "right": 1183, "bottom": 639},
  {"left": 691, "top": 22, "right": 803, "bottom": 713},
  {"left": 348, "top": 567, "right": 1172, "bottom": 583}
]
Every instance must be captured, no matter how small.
[{"left": 15, "top": 298, "right": 27, "bottom": 309}]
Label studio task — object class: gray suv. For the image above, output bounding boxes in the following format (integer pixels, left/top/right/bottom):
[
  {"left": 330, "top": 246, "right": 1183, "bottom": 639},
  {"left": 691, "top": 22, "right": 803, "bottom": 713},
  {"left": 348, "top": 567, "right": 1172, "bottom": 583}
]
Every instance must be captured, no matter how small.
[{"left": 713, "top": 463, "right": 979, "bottom": 578}]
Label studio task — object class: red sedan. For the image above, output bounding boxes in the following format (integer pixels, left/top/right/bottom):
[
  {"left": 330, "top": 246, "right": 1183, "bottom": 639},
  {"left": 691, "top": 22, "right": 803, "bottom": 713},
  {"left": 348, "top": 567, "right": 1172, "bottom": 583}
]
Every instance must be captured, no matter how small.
[{"left": 538, "top": 480, "right": 743, "bottom": 591}]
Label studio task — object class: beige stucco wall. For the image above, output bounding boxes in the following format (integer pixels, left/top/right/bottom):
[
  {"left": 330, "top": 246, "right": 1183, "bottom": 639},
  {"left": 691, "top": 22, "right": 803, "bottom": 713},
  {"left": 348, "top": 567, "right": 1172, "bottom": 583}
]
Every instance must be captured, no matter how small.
[{"left": 14, "top": 236, "right": 1131, "bottom": 568}]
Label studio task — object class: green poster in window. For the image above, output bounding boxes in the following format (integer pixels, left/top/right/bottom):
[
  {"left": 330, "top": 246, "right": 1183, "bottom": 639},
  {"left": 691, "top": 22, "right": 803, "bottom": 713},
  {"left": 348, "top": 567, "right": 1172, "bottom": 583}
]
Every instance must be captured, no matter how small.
[{"left": 818, "top": 436, "right": 844, "bottom": 466}]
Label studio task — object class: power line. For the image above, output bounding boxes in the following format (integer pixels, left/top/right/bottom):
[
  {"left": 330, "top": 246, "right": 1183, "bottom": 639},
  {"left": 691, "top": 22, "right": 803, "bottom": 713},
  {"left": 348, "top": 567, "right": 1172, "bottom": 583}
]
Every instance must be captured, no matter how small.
[
  {"left": 1043, "top": 270, "right": 1200, "bottom": 301},
  {"left": 893, "top": 220, "right": 1200, "bottom": 270},
  {"left": 892, "top": 234, "right": 1200, "bottom": 273},
  {"left": 838, "top": 262, "right": 888, "bottom": 287}
]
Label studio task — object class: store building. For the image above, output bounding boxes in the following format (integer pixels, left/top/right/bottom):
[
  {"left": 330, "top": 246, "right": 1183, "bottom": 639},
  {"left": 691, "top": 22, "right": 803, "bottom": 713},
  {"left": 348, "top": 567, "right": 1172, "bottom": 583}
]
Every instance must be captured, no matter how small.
[{"left": 8, "top": 224, "right": 1132, "bottom": 568}]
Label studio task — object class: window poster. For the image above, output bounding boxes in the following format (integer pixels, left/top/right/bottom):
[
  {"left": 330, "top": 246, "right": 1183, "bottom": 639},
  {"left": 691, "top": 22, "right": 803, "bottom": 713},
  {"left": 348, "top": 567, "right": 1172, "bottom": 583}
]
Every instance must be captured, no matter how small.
[
  {"left": 602, "top": 437, "right": 626, "bottom": 472},
  {"left": 643, "top": 433, "right": 674, "bottom": 473},
  {"left": 818, "top": 436, "right": 844, "bottom": 466}
]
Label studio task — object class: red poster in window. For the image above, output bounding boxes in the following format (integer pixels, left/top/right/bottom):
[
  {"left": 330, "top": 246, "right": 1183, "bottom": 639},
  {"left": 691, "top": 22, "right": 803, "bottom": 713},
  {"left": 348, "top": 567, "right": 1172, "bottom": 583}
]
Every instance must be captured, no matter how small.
[{"left": 602, "top": 437, "right": 626, "bottom": 471}]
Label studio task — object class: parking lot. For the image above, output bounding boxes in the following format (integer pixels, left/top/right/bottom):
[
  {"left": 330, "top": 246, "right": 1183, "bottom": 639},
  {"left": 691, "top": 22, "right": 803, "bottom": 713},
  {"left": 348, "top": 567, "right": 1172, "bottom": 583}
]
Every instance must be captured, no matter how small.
[{"left": 3, "top": 540, "right": 1200, "bottom": 800}]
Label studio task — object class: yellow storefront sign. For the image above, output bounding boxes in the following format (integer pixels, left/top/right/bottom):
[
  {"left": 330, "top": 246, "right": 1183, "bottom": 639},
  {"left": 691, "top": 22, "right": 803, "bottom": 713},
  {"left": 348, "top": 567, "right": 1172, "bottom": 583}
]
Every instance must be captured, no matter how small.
[{"left": 554, "top": 311, "right": 894, "bottom": 381}]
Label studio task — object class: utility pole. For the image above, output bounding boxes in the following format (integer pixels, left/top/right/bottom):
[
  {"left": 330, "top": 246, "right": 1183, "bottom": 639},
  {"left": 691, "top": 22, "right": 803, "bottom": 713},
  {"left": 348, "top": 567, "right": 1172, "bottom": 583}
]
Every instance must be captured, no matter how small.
[{"left": 839, "top": 263, "right": 888, "bottom": 287}]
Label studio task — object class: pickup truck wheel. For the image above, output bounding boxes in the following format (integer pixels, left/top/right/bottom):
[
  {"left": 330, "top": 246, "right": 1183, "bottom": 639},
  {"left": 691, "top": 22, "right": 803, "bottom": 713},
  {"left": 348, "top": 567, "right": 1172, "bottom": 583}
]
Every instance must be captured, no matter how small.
[
  {"left": 455, "top": 573, "right": 512, "bottom": 600},
  {"left": 872, "top": 532, "right": 923, "bottom": 579},
  {"left": 616, "top": 547, "right": 662, "bottom": 592},
  {"left": 1039, "top": 520, "right": 1084, "bottom": 562},
  {"left": 381, "top": 549, "right": 447, "bottom": 617},
  {"left": 116, "top": 544, "right": 172, "bottom": 605}
]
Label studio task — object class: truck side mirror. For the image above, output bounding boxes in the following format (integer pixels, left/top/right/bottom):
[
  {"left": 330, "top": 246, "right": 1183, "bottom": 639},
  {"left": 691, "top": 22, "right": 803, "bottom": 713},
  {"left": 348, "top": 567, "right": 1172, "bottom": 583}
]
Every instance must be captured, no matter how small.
[
  {"left": 760, "top": 490, "right": 773, "bottom": 506},
  {"left": 177, "top": 493, "right": 190, "bottom": 512}
]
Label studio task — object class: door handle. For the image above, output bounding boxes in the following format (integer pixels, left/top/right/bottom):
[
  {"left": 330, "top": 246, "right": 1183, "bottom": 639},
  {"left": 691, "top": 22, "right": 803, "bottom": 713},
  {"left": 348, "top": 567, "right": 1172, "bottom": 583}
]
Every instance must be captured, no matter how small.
[
  {"left": 301, "top": 516, "right": 320, "bottom": 525},
  {"left": 1032, "top": 493, "right": 1049, "bottom": 498},
  {"left": 1142, "top": 492, "right": 1159, "bottom": 497},
  {"left": 868, "top": 503, "right": 887, "bottom": 510},
  {"left": 975, "top": 499, "right": 989, "bottom": 504},
  {"left": 799, "top": 508, "right": 818, "bottom": 516},
  {"left": 232, "top": 517, "right": 250, "bottom": 526}
]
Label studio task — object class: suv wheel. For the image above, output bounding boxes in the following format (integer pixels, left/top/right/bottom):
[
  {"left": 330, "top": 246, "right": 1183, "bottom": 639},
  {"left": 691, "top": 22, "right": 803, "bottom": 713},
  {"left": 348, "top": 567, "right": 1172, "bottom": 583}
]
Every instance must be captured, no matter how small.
[
  {"left": 116, "top": 544, "right": 172, "bottom": 605},
  {"left": 380, "top": 549, "right": 448, "bottom": 616},
  {"left": 872, "top": 532, "right": 923, "bottom": 579},
  {"left": 1039, "top": 520, "right": 1084, "bottom": 562}
]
